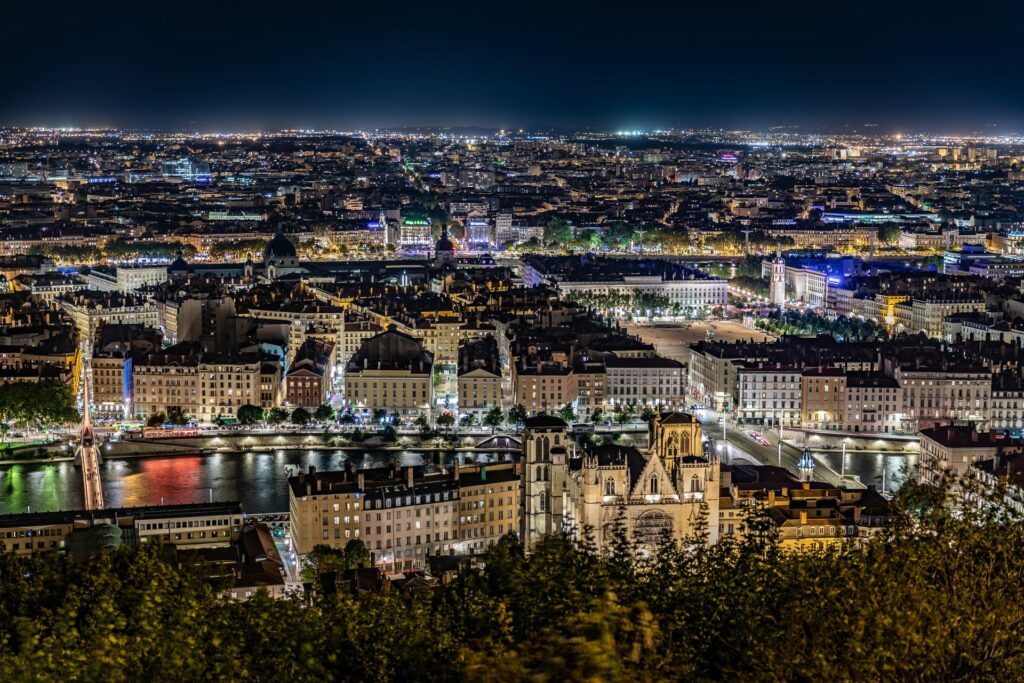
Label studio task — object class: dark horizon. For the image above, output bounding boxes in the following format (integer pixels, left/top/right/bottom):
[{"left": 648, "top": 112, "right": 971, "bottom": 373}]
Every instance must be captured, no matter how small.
[{"left": 2, "top": 0, "right": 1022, "bottom": 133}]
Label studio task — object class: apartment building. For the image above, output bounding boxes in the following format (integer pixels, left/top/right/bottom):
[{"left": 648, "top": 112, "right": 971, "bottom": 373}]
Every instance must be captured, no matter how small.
[
  {"left": 738, "top": 363, "right": 803, "bottom": 427},
  {"left": 344, "top": 327, "right": 434, "bottom": 417},
  {"left": 604, "top": 356, "right": 685, "bottom": 410},
  {"left": 457, "top": 335, "right": 503, "bottom": 417}
]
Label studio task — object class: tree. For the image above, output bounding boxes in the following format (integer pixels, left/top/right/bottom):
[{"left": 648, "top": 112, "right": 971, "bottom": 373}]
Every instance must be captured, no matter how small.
[
  {"left": 0, "top": 380, "right": 80, "bottom": 430},
  {"left": 291, "top": 407, "right": 311, "bottom": 425},
  {"left": 301, "top": 543, "right": 346, "bottom": 582},
  {"left": 877, "top": 223, "right": 901, "bottom": 247},
  {"left": 236, "top": 404, "right": 263, "bottom": 425},
  {"left": 7, "top": 476, "right": 1024, "bottom": 680},
  {"left": 590, "top": 408, "right": 604, "bottom": 423},
  {"left": 614, "top": 403, "right": 635, "bottom": 426},
  {"left": 558, "top": 403, "right": 576, "bottom": 425},
  {"left": 604, "top": 222, "right": 637, "bottom": 250},
  {"left": 415, "top": 413, "right": 433, "bottom": 439},
  {"left": 372, "top": 408, "right": 388, "bottom": 423},
  {"left": 343, "top": 539, "right": 371, "bottom": 569},
  {"left": 145, "top": 412, "right": 166, "bottom": 428},
  {"left": 543, "top": 219, "right": 574, "bottom": 246},
  {"left": 437, "top": 413, "right": 456, "bottom": 436},
  {"left": 508, "top": 404, "right": 528, "bottom": 429},
  {"left": 266, "top": 407, "right": 288, "bottom": 425},
  {"left": 380, "top": 425, "right": 398, "bottom": 443},
  {"left": 483, "top": 406, "right": 504, "bottom": 433},
  {"left": 460, "top": 413, "right": 477, "bottom": 428},
  {"left": 640, "top": 406, "right": 657, "bottom": 423},
  {"left": 314, "top": 404, "right": 335, "bottom": 423},
  {"left": 166, "top": 407, "right": 189, "bottom": 426}
]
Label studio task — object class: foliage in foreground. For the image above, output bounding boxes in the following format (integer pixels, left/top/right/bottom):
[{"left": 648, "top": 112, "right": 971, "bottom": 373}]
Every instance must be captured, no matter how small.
[{"left": 1, "top": 481, "right": 1024, "bottom": 682}]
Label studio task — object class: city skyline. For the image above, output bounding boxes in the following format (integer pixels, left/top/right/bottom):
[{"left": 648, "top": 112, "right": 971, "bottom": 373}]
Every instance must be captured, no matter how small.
[{"left": 3, "top": 0, "right": 1022, "bottom": 132}]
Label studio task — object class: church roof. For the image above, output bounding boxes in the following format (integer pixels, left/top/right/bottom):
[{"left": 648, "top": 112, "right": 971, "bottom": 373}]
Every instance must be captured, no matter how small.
[
  {"left": 264, "top": 232, "right": 297, "bottom": 259},
  {"left": 524, "top": 414, "right": 567, "bottom": 429},
  {"left": 658, "top": 411, "right": 697, "bottom": 425}
]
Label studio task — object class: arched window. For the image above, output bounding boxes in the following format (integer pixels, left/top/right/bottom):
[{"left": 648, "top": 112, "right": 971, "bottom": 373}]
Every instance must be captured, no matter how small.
[
  {"left": 605, "top": 478, "right": 615, "bottom": 496},
  {"left": 536, "top": 466, "right": 542, "bottom": 481},
  {"left": 690, "top": 474, "right": 702, "bottom": 493},
  {"left": 542, "top": 436, "right": 550, "bottom": 461},
  {"left": 650, "top": 475, "right": 659, "bottom": 495},
  {"left": 543, "top": 466, "right": 549, "bottom": 481},
  {"left": 539, "top": 493, "right": 546, "bottom": 512}
]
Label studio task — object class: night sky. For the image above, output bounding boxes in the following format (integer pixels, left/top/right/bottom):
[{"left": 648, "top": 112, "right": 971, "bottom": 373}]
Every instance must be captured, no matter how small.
[{"left": 3, "top": 0, "right": 1022, "bottom": 132}]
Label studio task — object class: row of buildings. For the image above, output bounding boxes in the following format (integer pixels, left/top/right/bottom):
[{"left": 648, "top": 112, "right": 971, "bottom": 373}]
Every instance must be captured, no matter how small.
[
  {"left": 286, "top": 411, "right": 891, "bottom": 573},
  {"left": 691, "top": 335, "right": 1020, "bottom": 434}
]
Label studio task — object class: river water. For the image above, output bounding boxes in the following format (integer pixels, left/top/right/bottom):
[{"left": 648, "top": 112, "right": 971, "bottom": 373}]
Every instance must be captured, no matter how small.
[
  {"left": 0, "top": 449, "right": 515, "bottom": 515},
  {"left": 815, "top": 450, "right": 916, "bottom": 494},
  {"left": 0, "top": 446, "right": 909, "bottom": 516}
]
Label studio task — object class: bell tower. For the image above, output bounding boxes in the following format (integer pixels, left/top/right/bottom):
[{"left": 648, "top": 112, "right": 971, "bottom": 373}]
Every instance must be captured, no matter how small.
[
  {"left": 521, "top": 415, "right": 569, "bottom": 551},
  {"left": 651, "top": 411, "right": 703, "bottom": 478},
  {"left": 770, "top": 246, "right": 786, "bottom": 309}
]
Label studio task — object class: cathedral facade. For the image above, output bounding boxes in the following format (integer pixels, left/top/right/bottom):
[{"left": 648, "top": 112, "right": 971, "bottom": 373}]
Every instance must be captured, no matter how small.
[{"left": 521, "top": 411, "right": 720, "bottom": 555}]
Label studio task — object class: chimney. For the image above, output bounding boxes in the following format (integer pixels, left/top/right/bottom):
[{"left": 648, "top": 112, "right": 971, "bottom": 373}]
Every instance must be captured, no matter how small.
[
  {"left": 480, "top": 465, "right": 487, "bottom": 482},
  {"left": 357, "top": 471, "right": 365, "bottom": 491},
  {"left": 971, "top": 429, "right": 979, "bottom": 443},
  {"left": 406, "top": 466, "right": 414, "bottom": 488},
  {"left": 453, "top": 465, "right": 460, "bottom": 481},
  {"left": 799, "top": 510, "right": 807, "bottom": 525}
]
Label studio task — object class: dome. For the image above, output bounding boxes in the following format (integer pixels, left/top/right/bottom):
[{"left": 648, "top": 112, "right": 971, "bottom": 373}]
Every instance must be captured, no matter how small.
[
  {"left": 169, "top": 255, "right": 189, "bottom": 272},
  {"left": 435, "top": 224, "right": 455, "bottom": 254},
  {"left": 797, "top": 447, "right": 815, "bottom": 471},
  {"left": 264, "top": 232, "right": 297, "bottom": 259}
]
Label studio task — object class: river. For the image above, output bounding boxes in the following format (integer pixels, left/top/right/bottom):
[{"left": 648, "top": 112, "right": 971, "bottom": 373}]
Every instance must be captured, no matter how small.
[
  {"left": 0, "top": 446, "right": 909, "bottom": 516},
  {"left": 815, "top": 450, "right": 916, "bottom": 494},
  {"left": 0, "top": 449, "right": 515, "bottom": 516}
]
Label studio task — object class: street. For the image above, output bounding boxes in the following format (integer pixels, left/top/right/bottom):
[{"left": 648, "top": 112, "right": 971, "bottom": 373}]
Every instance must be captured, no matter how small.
[{"left": 695, "top": 407, "right": 851, "bottom": 487}]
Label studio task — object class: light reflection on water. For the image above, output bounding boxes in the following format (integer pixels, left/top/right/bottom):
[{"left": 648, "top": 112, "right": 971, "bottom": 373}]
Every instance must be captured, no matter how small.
[
  {"left": 0, "top": 449, "right": 514, "bottom": 515},
  {"left": 0, "top": 447, "right": 907, "bottom": 515},
  {"left": 814, "top": 450, "right": 917, "bottom": 493}
]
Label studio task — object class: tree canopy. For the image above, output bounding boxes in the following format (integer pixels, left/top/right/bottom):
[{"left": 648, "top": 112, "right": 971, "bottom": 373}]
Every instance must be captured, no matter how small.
[
  {"left": 236, "top": 404, "right": 263, "bottom": 425},
  {"left": 542, "top": 219, "right": 574, "bottom": 246},
  {"left": 3, "top": 479, "right": 1024, "bottom": 680},
  {"left": 0, "top": 381, "right": 79, "bottom": 430}
]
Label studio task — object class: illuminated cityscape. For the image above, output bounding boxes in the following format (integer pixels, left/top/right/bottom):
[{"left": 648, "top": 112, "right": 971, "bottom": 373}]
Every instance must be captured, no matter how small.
[{"left": 2, "top": 0, "right": 1024, "bottom": 679}]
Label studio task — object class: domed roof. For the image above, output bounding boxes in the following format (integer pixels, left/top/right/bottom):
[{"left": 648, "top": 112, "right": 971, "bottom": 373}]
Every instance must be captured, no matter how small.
[
  {"left": 169, "top": 255, "right": 189, "bottom": 271},
  {"left": 435, "top": 225, "right": 455, "bottom": 253},
  {"left": 264, "top": 232, "right": 297, "bottom": 259},
  {"left": 797, "top": 446, "right": 815, "bottom": 471}
]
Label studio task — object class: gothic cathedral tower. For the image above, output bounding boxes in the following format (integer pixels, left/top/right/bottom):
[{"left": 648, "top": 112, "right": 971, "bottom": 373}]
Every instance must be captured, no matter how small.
[{"left": 521, "top": 415, "right": 569, "bottom": 551}]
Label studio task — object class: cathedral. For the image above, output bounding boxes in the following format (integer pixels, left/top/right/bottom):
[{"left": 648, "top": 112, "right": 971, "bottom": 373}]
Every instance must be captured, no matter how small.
[{"left": 521, "top": 411, "right": 720, "bottom": 555}]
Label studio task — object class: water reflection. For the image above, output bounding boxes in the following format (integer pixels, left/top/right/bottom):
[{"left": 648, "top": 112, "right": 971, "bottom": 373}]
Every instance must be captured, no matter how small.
[
  {"left": 815, "top": 450, "right": 916, "bottom": 494},
  {"left": 0, "top": 449, "right": 514, "bottom": 515}
]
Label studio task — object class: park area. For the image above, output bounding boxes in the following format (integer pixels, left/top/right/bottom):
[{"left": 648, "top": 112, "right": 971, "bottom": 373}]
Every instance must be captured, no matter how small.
[{"left": 624, "top": 320, "right": 774, "bottom": 364}]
